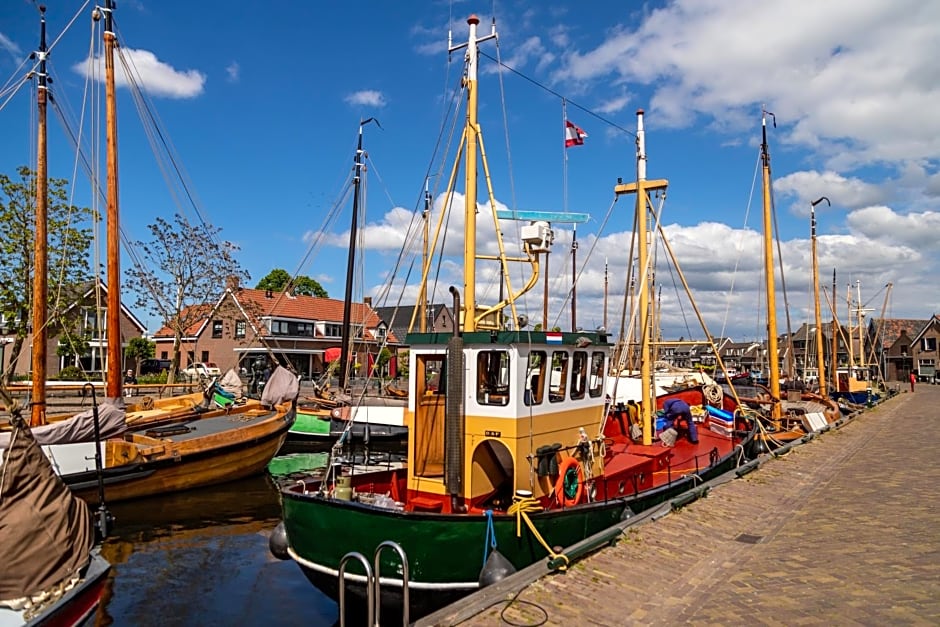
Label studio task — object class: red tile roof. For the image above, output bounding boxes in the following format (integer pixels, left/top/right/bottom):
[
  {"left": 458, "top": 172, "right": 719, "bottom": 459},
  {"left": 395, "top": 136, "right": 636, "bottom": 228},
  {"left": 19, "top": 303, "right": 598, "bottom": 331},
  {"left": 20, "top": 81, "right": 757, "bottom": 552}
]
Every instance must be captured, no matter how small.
[{"left": 152, "top": 288, "right": 391, "bottom": 340}]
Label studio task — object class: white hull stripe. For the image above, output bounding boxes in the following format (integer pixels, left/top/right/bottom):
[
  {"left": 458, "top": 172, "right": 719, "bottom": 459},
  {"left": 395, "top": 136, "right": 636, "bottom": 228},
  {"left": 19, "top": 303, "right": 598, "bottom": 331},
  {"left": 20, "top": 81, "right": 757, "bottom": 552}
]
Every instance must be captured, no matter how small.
[{"left": 287, "top": 546, "right": 479, "bottom": 591}]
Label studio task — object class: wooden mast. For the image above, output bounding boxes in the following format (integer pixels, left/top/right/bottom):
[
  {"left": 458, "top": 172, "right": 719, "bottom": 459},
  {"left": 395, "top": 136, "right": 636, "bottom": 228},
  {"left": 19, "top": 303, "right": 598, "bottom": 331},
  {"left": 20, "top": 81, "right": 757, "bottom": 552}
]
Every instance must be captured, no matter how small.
[
  {"left": 760, "top": 109, "right": 781, "bottom": 419},
  {"left": 419, "top": 180, "right": 430, "bottom": 333},
  {"left": 103, "top": 0, "right": 122, "bottom": 399},
  {"left": 811, "top": 197, "right": 829, "bottom": 397},
  {"left": 338, "top": 122, "right": 367, "bottom": 390},
  {"left": 30, "top": 6, "right": 49, "bottom": 426}
]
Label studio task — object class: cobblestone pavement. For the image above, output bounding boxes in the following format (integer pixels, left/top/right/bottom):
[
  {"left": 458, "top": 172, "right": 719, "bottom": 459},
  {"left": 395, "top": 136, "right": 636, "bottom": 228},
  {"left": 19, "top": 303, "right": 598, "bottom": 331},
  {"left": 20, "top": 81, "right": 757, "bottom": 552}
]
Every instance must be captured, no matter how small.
[{"left": 453, "top": 385, "right": 940, "bottom": 626}]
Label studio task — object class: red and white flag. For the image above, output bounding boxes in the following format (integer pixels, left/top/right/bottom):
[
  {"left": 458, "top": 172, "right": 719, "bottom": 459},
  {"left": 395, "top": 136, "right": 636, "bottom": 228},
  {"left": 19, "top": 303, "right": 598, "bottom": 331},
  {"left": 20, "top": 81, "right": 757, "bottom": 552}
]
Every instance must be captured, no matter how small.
[{"left": 564, "top": 120, "right": 587, "bottom": 147}]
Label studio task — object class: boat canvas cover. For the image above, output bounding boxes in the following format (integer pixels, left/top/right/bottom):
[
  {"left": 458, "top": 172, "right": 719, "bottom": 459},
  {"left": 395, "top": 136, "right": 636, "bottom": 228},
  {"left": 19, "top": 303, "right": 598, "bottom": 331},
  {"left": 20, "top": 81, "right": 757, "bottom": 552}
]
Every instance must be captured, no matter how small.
[
  {"left": 219, "top": 368, "right": 245, "bottom": 397},
  {"left": 261, "top": 365, "right": 300, "bottom": 407},
  {"left": 0, "top": 401, "right": 126, "bottom": 449},
  {"left": 0, "top": 421, "right": 94, "bottom": 602}
]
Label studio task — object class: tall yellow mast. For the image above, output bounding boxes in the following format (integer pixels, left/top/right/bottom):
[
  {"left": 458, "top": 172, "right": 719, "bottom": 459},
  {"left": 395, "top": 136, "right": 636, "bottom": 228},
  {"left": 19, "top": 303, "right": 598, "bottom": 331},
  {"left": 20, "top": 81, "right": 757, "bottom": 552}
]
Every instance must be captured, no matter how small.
[
  {"left": 449, "top": 16, "right": 494, "bottom": 332},
  {"left": 761, "top": 109, "right": 781, "bottom": 419},
  {"left": 811, "top": 197, "right": 830, "bottom": 397},
  {"left": 614, "top": 110, "right": 668, "bottom": 445}
]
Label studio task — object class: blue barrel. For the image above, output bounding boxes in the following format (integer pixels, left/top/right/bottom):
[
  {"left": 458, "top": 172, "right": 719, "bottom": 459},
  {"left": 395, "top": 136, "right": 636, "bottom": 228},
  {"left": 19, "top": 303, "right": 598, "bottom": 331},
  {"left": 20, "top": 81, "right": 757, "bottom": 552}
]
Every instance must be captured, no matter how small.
[{"left": 705, "top": 405, "right": 734, "bottom": 423}]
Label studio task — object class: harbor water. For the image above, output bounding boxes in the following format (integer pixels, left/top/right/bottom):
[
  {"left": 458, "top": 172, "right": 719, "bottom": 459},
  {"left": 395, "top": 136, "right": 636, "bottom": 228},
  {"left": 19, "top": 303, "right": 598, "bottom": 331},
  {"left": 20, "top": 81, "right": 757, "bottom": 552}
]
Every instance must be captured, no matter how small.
[{"left": 92, "top": 471, "right": 337, "bottom": 626}]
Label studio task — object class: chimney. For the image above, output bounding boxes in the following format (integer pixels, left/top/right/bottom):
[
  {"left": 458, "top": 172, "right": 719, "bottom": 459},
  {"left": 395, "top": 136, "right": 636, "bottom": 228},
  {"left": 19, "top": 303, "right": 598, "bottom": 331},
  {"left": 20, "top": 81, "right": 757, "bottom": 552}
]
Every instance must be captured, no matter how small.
[
  {"left": 265, "top": 289, "right": 273, "bottom": 298},
  {"left": 364, "top": 296, "right": 372, "bottom": 309},
  {"left": 226, "top": 275, "right": 240, "bottom": 291}
]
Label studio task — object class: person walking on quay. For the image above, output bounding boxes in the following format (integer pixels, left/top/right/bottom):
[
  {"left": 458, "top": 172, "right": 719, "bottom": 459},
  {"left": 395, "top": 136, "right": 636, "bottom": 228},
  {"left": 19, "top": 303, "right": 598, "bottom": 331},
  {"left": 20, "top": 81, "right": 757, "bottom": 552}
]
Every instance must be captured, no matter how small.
[{"left": 910, "top": 372, "right": 916, "bottom": 393}]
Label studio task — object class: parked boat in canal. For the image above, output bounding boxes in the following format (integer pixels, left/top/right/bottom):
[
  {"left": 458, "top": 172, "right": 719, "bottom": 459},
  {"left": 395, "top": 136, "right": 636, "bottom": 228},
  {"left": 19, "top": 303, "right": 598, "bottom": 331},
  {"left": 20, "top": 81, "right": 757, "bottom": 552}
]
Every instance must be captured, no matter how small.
[
  {"left": 1, "top": 346, "right": 109, "bottom": 627},
  {"left": 273, "top": 16, "right": 755, "bottom": 619},
  {"left": 731, "top": 111, "right": 843, "bottom": 450},
  {"left": 283, "top": 123, "right": 408, "bottom": 449},
  {"left": 0, "top": 0, "right": 295, "bottom": 506}
]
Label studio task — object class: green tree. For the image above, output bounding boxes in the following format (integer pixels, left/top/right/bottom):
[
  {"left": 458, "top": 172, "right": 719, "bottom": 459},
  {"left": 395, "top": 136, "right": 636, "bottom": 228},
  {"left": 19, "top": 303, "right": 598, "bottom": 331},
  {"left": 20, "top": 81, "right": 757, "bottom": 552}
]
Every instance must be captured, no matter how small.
[
  {"left": 256, "top": 268, "right": 328, "bottom": 298},
  {"left": 0, "top": 166, "right": 94, "bottom": 384},
  {"left": 123, "top": 214, "right": 248, "bottom": 383},
  {"left": 125, "top": 336, "right": 156, "bottom": 374}
]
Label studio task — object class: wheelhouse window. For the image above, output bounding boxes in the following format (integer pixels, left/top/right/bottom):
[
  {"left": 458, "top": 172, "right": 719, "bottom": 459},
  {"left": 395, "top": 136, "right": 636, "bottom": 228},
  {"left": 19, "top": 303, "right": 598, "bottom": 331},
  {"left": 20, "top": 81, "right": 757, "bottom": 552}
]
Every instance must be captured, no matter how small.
[
  {"left": 589, "top": 351, "right": 605, "bottom": 397},
  {"left": 525, "top": 351, "right": 546, "bottom": 406},
  {"left": 476, "top": 350, "right": 510, "bottom": 406},
  {"left": 570, "top": 351, "right": 588, "bottom": 399},
  {"left": 549, "top": 351, "right": 569, "bottom": 402}
]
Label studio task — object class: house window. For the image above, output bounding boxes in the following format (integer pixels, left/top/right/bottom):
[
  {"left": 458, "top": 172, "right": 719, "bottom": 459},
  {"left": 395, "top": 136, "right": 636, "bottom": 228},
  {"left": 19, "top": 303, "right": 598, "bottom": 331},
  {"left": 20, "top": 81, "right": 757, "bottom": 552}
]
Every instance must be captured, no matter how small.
[
  {"left": 923, "top": 338, "right": 937, "bottom": 352},
  {"left": 81, "top": 307, "right": 106, "bottom": 338},
  {"left": 201, "top": 351, "right": 209, "bottom": 362},
  {"left": 235, "top": 321, "right": 246, "bottom": 339},
  {"left": 160, "top": 351, "right": 168, "bottom": 360},
  {"left": 212, "top": 320, "right": 223, "bottom": 338}
]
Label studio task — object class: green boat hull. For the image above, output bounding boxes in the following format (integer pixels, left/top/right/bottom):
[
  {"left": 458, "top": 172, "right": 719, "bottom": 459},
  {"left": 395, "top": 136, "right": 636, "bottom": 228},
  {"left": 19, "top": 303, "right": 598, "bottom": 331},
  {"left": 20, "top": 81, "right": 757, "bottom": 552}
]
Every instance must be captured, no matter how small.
[
  {"left": 280, "top": 427, "right": 755, "bottom": 615},
  {"left": 282, "top": 494, "right": 628, "bottom": 599}
]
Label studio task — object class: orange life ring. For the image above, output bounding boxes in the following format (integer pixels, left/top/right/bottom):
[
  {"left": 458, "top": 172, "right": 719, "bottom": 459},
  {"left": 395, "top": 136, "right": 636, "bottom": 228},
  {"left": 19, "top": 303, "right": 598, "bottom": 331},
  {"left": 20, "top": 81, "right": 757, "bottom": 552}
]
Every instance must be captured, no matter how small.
[{"left": 554, "top": 457, "right": 584, "bottom": 507}]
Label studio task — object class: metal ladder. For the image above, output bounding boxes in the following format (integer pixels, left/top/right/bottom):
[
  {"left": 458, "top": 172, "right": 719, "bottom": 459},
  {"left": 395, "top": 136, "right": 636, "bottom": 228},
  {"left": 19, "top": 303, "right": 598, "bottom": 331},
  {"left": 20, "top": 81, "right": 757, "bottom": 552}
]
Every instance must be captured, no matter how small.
[{"left": 338, "top": 540, "right": 410, "bottom": 626}]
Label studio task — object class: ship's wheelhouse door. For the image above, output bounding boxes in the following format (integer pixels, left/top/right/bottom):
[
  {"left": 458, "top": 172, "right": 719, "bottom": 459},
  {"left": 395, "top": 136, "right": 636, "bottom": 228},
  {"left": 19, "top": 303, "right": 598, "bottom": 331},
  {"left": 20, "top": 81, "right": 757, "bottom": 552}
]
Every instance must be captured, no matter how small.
[{"left": 413, "top": 353, "right": 446, "bottom": 477}]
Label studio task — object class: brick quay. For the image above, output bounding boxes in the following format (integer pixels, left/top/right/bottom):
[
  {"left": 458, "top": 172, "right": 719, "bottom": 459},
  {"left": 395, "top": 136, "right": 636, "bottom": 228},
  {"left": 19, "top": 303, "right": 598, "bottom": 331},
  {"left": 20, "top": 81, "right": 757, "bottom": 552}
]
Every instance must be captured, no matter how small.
[{"left": 420, "top": 384, "right": 940, "bottom": 626}]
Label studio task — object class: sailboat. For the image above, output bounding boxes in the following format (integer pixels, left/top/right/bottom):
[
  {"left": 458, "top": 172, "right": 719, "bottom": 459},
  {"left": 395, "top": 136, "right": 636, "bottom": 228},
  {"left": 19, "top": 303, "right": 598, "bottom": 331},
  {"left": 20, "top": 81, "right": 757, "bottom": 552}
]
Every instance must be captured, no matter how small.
[
  {"left": 0, "top": 12, "right": 110, "bottom": 625},
  {"left": 0, "top": 0, "right": 296, "bottom": 505},
  {"left": 272, "top": 16, "right": 754, "bottom": 619},
  {"left": 730, "top": 111, "right": 840, "bottom": 449},
  {"left": 286, "top": 121, "right": 407, "bottom": 448}
]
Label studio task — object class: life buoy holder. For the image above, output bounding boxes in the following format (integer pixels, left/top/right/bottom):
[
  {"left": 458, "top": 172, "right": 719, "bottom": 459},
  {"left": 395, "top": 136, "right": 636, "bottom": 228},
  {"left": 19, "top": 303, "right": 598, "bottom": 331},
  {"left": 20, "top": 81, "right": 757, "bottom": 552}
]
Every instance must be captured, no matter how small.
[{"left": 554, "top": 457, "right": 584, "bottom": 507}]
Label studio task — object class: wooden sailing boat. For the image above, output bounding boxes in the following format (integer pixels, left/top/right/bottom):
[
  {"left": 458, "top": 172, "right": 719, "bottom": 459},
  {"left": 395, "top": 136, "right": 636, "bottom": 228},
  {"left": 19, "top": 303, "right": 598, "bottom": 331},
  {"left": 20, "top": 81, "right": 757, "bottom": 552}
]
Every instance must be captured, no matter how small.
[
  {"left": 286, "top": 120, "right": 407, "bottom": 448},
  {"left": 274, "top": 16, "right": 754, "bottom": 620},
  {"left": 0, "top": 11, "right": 110, "bottom": 626},
  {"left": 0, "top": 0, "right": 295, "bottom": 505},
  {"left": 734, "top": 111, "right": 840, "bottom": 449}
]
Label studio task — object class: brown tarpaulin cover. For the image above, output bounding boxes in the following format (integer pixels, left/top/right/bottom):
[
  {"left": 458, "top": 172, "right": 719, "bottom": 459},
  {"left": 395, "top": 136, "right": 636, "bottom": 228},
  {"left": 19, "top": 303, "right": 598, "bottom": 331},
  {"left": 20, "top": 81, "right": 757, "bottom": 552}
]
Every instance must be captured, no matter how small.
[{"left": 0, "top": 421, "right": 94, "bottom": 600}]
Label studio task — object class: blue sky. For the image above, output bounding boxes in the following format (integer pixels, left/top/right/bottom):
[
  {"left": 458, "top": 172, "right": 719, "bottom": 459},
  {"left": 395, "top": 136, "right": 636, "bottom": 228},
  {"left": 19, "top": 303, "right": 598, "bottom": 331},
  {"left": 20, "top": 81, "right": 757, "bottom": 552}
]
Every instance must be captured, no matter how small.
[{"left": 1, "top": 1, "right": 938, "bottom": 343}]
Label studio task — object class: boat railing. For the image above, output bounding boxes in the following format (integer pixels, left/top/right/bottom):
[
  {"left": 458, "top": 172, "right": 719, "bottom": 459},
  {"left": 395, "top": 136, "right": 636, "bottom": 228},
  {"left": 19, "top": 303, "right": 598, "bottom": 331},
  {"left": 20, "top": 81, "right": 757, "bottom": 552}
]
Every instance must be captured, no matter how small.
[
  {"left": 338, "top": 551, "right": 374, "bottom": 627},
  {"left": 338, "top": 540, "right": 410, "bottom": 626},
  {"left": 374, "top": 540, "right": 410, "bottom": 626}
]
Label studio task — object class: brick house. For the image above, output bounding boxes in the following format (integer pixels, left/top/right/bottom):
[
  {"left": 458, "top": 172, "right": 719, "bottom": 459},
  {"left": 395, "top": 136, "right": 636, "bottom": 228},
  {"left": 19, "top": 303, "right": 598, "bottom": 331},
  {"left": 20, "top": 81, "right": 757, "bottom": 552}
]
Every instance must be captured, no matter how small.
[
  {"left": 0, "top": 280, "right": 145, "bottom": 378},
  {"left": 868, "top": 317, "right": 928, "bottom": 382},
  {"left": 373, "top": 303, "right": 455, "bottom": 341},
  {"left": 910, "top": 314, "right": 940, "bottom": 382},
  {"left": 151, "top": 285, "right": 398, "bottom": 381}
]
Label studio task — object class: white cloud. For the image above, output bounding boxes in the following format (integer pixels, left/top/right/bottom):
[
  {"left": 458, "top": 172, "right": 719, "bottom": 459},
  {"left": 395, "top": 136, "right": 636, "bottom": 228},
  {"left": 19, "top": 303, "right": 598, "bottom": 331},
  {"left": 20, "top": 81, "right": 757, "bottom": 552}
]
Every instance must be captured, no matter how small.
[
  {"left": 0, "top": 32, "right": 22, "bottom": 58},
  {"left": 845, "top": 206, "right": 940, "bottom": 250},
  {"left": 344, "top": 90, "right": 387, "bottom": 108},
  {"left": 774, "top": 170, "right": 888, "bottom": 214},
  {"left": 225, "top": 62, "right": 240, "bottom": 83},
  {"left": 73, "top": 48, "right": 205, "bottom": 98},
  {"left": 553, "top": 0, "right": 940, "bottom": 170}
]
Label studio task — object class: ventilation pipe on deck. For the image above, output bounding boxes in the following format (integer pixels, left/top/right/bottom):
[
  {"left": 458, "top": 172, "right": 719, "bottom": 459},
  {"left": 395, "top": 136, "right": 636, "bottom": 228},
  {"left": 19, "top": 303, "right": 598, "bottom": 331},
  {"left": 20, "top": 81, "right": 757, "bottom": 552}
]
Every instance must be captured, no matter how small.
[{"left": 446, "top": 286, "right": 466, "bottom": 512}]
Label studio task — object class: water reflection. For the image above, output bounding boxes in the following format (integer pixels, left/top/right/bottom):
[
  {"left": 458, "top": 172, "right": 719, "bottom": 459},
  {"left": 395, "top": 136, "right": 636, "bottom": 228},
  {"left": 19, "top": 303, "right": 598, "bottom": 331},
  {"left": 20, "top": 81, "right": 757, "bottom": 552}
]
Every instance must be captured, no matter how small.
[{"left": 91, "top": 473, "right": 337, "bottom": 626}]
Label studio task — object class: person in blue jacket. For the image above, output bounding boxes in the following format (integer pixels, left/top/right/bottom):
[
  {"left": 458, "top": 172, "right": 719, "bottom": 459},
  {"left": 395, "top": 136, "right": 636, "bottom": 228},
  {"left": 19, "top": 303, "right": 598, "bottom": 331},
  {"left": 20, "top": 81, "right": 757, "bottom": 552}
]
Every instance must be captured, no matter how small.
[{"left": 662, "top": 398, "right": 699, "bottom": 444}]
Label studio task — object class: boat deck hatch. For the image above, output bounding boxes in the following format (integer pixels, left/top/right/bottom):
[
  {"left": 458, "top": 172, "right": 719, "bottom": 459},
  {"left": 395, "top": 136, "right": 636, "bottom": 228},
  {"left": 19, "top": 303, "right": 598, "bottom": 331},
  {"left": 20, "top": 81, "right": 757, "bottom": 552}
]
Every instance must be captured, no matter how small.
[
  {"left": 145, "top": 424, "right": 194, "bottom": 438},
  {"left": 734, "top": 533, "right": 764, "bottom": 544}
]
